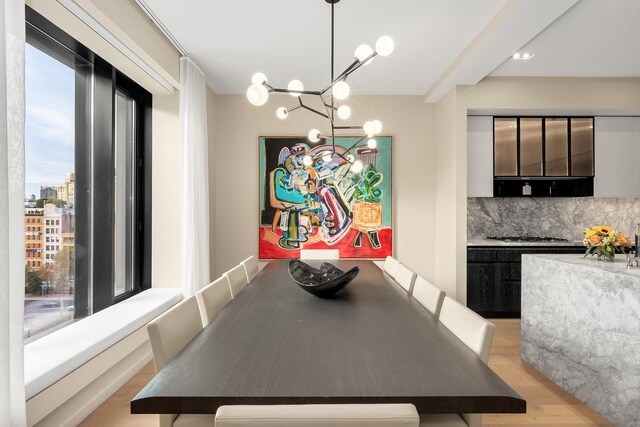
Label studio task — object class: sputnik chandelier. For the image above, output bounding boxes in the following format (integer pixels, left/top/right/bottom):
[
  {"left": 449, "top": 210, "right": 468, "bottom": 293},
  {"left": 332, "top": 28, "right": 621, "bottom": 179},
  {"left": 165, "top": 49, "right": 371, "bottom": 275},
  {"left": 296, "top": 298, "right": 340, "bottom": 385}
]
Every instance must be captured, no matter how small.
[{"left": 246, "top": 0, "right": 394, "bottom": 173}]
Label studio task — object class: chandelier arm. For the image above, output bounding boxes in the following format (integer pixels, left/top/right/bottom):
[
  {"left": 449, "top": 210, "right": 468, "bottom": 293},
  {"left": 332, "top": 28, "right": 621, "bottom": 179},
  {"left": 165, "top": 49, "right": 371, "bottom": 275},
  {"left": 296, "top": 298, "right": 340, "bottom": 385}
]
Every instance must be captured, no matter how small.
[
  {"left": 321, "top": 61, "right": 356, "bottom": 94},
  {"left": 344, "top": 135, "right": 368, "bottom": 153},
  {"left": 321, "top": 50, "right": 379, "bottom": 95},
  {"left": 334, "top": 151, "right": 353, "bottom": 164},
  {"left": 331, "top": 125, "right": 336, "bottom": 153},
  {"left": 287, "top": 105, "right": 303, "bottom": 113},
  {"left": 334, "top": 126, "right": 364, "bottom": 130},
  {"left": 299, "top": 103, "right": 330, "bottom": 119},
  {"left": 269, "top": 88, "right": 323, "bottom": 96}
]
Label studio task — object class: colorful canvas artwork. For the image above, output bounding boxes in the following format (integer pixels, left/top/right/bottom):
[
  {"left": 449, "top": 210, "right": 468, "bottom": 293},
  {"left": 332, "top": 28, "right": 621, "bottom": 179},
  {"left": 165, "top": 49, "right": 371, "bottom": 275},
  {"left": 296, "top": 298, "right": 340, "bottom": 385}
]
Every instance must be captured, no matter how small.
[{"left": 259, "top": 136, "right": 392, "bottom": 259}]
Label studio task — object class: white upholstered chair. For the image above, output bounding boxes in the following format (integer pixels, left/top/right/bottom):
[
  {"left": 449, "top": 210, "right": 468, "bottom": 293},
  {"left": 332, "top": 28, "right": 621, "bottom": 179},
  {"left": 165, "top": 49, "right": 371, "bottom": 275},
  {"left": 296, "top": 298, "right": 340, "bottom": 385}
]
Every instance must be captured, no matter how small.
[
  {"left": 215, "top": 404, "right": 419, "bottom": 427},
  {"left": 147, "top": 296, "right": 214, "bottom": 427},
  {"left": 419, "top": 297, "right": 496, "bottom": 427},
  {"left": 300, "top": 249, "right": 340, "bottom": 260},
  {"left": 394, "top": 264, "right": 417, "bottom": 294},
  {"left": 412, "top": 276, "right": 445, "bottom": 320},
  {"left": 242, "top": 255, "right": 259, "bottom": 282},
  {"left": 195, "top": 276, "right": 233, "bottom": 327},
  {"left": 383, "top": 256, "right": 400, "bottom": 278},
  {"left": 225, "top": 264, "right": 249, "bottom": 298}
]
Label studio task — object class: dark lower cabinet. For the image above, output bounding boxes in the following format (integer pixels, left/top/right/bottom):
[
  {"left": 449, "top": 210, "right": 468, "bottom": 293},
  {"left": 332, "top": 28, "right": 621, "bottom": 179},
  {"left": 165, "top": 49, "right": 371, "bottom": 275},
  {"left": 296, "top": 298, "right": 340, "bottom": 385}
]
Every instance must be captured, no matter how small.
[{"left": 467, "top": 246, "right": 585, "bottom": 318}]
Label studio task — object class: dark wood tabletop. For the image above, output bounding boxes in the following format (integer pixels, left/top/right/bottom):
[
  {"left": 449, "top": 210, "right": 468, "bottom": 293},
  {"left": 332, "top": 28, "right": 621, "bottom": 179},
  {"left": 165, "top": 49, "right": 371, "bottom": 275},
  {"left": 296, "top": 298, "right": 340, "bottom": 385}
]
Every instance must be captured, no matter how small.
[{"left": 131, "top": 260, "right": 525, "bottom": 415}]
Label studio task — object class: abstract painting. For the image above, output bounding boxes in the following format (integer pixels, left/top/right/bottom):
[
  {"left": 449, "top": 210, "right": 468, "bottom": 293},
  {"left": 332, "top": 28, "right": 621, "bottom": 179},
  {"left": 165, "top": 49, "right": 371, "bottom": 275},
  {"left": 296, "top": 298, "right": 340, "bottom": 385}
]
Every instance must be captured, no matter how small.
[{"left": 259, "top": 136, "right": 392, "bottom": 259}]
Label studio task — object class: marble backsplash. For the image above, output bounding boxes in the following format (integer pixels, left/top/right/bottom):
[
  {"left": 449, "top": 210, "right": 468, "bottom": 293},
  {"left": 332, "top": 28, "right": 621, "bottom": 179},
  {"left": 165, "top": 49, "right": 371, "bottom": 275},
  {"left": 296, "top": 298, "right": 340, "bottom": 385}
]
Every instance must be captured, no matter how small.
[{"left": 468, "top": 197, "right": 640, "bottom": 241}]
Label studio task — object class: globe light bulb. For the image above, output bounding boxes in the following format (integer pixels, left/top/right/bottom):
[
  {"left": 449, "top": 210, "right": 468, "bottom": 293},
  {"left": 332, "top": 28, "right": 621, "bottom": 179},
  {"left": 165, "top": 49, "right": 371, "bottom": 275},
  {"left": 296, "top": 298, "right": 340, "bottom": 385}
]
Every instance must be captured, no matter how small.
[
  {"left": 276, "top": 107, "right": 288, "bottom": 120},
  {"left": 346, "top": 154, "right": 355, "bottom": 163},
  {"left": 337, "top": 105, "right": 351, "bottom": 120},
  {"left": 251, "top": 72, "right": 267, "bottom": 85},
  {"left": 322, "top": 153, "right": 332, "bottom": 163},
  {"left": 521, "top": 53, "right": 531, "bottom": 59},
  {"left": 303, "top": 155, "right": 313, "bottom": 167},
  {"left": 350, "top": 160, "right": 364, "bottom": 173},
  {"left": 367, "top": 138, "right": 377, "bottom": 149},
  {"left": 363, "top": 121, "right": 375, "bottom": 137},
  {"left": 288, "top": 80, "right": 304, "bottom": 97},
  {"left": 308, "top": 129, "right": 321, "bottom": 143},
  {"left": 512, "top": 53, "right": 522, "bottom": 59},
  {"left": 246, "top": 84, "right": 268, "bottom": 106},
  {"left": 371, "top": 120, "right": 382, "bottom": 135},
  {"left": 354, "top": 44, "right": 374, "bottom": 64},
  {"left": 375, "top": 36, "right": 394, "bottom": 57},
  {"left": 332, "top": 81, "right": 350, "bottom": 100}
]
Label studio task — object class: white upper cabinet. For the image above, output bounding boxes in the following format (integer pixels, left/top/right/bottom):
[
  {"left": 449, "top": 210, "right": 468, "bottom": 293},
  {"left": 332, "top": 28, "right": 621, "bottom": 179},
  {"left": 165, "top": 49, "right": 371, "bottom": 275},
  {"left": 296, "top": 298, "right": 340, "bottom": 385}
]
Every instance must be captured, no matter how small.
[
  {"left": 467, "top": 116, "right": 493, "bottom": 197},
  {"left": 594, "top": 117, "right": 640, "bottom": 197}
]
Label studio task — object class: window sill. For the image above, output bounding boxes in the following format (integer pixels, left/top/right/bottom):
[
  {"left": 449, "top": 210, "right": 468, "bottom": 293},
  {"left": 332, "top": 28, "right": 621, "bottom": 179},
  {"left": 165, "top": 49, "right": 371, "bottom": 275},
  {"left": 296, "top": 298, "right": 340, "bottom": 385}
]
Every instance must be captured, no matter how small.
[{"left": 24, "top": 288, "right": 182, "bottom": 399}]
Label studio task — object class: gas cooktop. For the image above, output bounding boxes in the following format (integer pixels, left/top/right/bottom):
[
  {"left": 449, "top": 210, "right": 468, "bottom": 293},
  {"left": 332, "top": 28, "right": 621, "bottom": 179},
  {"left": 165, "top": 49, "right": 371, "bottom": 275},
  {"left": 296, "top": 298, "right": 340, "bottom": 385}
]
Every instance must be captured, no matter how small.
[{"left": 486, "top": 236, "right": 570, "bottom": 243}]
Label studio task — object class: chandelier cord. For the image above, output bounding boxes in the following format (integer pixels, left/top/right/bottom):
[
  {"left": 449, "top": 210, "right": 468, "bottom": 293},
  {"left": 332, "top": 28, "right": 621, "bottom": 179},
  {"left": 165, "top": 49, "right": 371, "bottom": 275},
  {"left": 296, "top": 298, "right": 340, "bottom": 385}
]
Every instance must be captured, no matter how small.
[{"left": 330, "top": 2, "right": 336, "bottom": 152}]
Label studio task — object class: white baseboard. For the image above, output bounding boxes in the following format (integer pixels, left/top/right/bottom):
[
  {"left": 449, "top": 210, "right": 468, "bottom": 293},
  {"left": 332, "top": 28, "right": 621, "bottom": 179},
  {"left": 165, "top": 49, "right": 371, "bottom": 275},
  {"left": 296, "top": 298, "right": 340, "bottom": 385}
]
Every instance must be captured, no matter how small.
[{"left": 28, "top": 327, "right": 153, "bottom": 427}]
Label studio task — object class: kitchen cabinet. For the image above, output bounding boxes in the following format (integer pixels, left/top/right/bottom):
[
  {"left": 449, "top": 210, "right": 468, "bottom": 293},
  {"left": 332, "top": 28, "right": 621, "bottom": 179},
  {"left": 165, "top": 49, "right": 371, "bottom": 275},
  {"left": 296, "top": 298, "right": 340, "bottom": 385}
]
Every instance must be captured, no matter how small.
[
  {"left": 570, "top": 118, "right": 594, "bottom": 176},
  {"left": 519, "top": 118, "right": 543, "bottom": 176},
  {"left": 494, "top": 118, "right": 518, "bottom": 176},
  {"left": 467, "top": 116, "right": 493, "bottom": 197},
  {"left": 544, "top": 118, "right": 570, "bottom": 176},
  {"left": 467, "top": 246, "right": 586, "bottom": 318},
  {"left": 594, "top": 117, "right": 640, "bottom": 197}
]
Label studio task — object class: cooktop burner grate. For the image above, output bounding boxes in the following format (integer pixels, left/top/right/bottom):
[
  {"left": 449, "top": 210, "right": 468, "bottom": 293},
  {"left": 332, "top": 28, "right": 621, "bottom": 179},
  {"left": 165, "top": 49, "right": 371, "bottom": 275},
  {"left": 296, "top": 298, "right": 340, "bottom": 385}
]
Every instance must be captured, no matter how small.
[{"left": 486, "top": 236, "right": 570, "bottom": 243}]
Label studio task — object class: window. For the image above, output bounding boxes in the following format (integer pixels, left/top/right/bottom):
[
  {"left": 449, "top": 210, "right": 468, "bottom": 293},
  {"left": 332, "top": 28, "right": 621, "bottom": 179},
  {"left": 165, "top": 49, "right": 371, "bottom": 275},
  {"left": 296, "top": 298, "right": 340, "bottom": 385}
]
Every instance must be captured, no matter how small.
[
  {"left": 24, "top": 8, "right": 152, "bottom": 342},
  {"left": 114, "top": 89, "right": 136, "bottom": 297}
]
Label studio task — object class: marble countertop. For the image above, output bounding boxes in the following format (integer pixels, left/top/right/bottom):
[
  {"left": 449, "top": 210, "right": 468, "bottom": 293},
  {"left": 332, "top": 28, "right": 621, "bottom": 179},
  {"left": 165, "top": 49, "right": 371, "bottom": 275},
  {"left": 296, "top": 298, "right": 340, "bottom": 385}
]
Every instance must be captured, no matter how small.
[
  {"left": 522, "top": 253, "right": 640, "bottom": 279},
  {"left": 468, "top": 238, "right": 585, "bottom": 247}
]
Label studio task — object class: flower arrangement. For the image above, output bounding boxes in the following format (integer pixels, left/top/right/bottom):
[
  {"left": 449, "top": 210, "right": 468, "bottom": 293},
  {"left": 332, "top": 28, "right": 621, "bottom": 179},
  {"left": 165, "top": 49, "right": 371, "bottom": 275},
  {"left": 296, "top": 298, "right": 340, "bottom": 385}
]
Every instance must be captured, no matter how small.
[{"left": 583, "top": 225, "right": 632, "bottom": 261}]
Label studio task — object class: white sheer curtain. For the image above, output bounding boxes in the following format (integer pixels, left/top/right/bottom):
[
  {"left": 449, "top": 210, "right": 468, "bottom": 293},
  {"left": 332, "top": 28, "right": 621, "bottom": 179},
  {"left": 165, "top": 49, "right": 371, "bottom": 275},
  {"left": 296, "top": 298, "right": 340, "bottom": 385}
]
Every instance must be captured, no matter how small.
[
  {"left": 180, "top": 57, "right": 210, "bottom": 296},
  {"left": 0, "top": 0, "right": 26, "bottom": 425}
]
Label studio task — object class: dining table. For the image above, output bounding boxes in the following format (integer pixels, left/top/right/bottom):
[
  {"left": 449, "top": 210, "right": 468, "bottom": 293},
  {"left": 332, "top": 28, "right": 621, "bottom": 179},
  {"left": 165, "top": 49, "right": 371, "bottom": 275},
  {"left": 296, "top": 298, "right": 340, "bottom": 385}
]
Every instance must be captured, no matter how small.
[{"left": 131, "top": 259, "right": 526, "bottom": 415}]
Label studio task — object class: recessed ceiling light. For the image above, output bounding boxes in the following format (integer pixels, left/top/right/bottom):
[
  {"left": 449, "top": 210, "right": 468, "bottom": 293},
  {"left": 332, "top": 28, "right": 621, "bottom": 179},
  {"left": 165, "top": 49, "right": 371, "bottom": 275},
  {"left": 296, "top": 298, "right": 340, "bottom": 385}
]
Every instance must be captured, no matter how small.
[{"left": 512, "top": 52, "right": 534, "bottom": 60}]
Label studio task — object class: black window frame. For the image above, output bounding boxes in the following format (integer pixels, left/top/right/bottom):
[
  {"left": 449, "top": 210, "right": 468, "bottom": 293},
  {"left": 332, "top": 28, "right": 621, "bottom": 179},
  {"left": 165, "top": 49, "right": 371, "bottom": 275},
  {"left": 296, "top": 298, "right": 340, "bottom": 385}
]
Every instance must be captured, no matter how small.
[{"left": 26, "top": 6, "right": 152, "bottom": 319}]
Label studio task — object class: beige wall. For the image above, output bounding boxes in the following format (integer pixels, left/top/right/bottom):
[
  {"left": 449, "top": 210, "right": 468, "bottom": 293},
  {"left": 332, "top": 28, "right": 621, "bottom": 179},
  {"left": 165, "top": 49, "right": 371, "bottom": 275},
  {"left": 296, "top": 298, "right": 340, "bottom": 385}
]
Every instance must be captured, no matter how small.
[
  {"left": 432, "top": 76, "right": 640, "bottom": 302},
  {"left": 210, "top": 95, "right": 435, "bottom": 281},
  {"left": 207, "top": 87, "right": 217, "bottom": 278},
  {"left": 433, "top": 88, "right": 459, "bottom": 298},
  {"left": 151, "top": 92, "right": 181, "bottom": 288}
]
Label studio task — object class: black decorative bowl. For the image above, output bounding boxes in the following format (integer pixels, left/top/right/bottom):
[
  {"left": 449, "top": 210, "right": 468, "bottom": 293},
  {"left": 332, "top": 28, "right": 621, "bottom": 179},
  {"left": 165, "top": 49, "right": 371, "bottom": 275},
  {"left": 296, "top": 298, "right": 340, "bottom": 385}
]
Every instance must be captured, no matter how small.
[{"left": 288, "top": 259, "right": 359, "bottom": 298}]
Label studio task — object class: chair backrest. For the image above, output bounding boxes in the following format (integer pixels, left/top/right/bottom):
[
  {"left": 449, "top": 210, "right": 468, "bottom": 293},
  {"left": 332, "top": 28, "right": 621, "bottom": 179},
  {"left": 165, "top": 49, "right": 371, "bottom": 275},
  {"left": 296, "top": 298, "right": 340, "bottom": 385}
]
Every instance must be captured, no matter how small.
[
  {"left": 439, "top": 296, "right": 496, "bottom": 363},
  {"left": 412, "top": 276, "right": 445, "bottom": 320},
  {"left": 147, "top": 295, "right": 203, "bottom": 372},
  {"left": 242, "top": 255, "right": 259, "bottom": 283},
  {"left": 394, "top": 264, "right": 416, "bottom": 294},
  {"left": 300, "top": 249, "right": 340, "bottom": 260},
  {"left": 215, "top": 404, "right": 419, "bottom": 426},
  {"left": 439, "top": 296, "right": 495, "bottom": 427},
  {"left": 225, "top": 264, "right": 249, "bottom": 298},
  {"left": 383, "top": 256, "right": 400, "bottom": 278},
  {"left": 195, "top": 276, "right": 233, "bottom": 327}
]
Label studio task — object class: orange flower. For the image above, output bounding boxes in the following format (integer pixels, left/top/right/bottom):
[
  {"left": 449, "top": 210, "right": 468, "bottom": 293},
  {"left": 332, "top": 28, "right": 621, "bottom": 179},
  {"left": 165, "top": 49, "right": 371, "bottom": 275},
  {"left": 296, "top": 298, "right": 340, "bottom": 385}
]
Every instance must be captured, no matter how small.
[
  {"left": 588, "top": 235, "right": 603, "bottom": 246},
  {"left": 597, "top": 226, "right": 612, "bottom": 235}
]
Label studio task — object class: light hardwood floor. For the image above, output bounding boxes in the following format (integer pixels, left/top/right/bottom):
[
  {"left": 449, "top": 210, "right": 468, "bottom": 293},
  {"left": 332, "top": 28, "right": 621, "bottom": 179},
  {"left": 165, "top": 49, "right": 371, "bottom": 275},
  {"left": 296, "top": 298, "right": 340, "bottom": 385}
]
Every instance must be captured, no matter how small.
[{"left": 79, "top": 319, "right": 613, "bottom": 427}]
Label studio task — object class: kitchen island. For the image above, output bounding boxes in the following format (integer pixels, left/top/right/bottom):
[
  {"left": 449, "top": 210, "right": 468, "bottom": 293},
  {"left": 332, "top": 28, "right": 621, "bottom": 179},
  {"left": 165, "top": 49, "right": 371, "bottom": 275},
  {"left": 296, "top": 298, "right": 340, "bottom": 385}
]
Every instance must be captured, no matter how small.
[{"left": 521, "top": 253, "right": 640, "bottom": 427}]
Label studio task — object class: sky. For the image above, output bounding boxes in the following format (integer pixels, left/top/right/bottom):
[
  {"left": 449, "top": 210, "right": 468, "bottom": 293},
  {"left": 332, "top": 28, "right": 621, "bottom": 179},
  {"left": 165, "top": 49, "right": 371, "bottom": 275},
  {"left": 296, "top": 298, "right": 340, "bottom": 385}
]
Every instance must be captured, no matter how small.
[{"left": 25, "top": 43, "right": 75, "bottom": 198}]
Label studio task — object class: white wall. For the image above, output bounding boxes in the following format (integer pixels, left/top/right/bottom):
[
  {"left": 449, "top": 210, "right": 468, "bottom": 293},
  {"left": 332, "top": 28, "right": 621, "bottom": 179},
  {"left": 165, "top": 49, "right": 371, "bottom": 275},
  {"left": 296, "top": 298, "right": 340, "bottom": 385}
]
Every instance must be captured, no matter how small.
[
  {"left": 210, "top": 95, "right": 435, "bottom": 283},
  {"left": 27, "top": 0, "right": 179, "bottom": 94}
]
